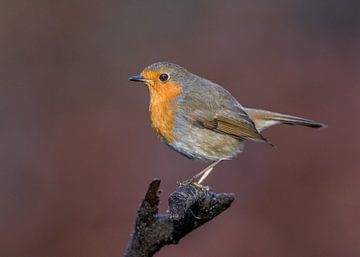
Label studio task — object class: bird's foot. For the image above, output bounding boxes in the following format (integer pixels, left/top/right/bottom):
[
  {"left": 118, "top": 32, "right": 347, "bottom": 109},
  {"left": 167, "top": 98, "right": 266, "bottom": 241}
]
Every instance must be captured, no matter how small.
[
  {"left": 191, "top": 181, "right": 210, "bottom": 191},
  {"left": 178, "top": 178, "right": 210, "bottom": 191},
  {"left": 179, "top": 177, "right": 195, "bottom": 186}
]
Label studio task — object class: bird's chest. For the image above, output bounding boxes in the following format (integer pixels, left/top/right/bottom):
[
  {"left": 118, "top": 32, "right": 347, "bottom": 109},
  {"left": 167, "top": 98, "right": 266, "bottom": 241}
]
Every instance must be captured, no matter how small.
[
  {"left": 149, "top": 101, "right": 176, "bottom": 142},
  {"left": 148, "top": 85, "right": 181, "bottom": 143}
]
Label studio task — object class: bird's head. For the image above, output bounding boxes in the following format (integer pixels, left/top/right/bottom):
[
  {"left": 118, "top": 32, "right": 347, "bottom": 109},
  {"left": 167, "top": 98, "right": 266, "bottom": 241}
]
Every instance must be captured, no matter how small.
[{"left": 129, "top": 62, "right": 192, "bottom": 98}]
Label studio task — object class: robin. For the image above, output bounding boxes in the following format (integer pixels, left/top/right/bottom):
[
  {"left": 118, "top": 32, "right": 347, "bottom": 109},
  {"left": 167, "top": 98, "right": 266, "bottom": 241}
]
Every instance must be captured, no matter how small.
[{"left": 129, "top": 62, "right": 326, "bottom": 184}]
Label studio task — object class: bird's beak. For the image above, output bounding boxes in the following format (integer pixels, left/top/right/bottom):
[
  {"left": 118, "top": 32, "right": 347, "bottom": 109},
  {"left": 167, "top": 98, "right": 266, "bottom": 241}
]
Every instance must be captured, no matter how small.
[{"left": 128, "top": 75, "right": 146, "bottom": 83}]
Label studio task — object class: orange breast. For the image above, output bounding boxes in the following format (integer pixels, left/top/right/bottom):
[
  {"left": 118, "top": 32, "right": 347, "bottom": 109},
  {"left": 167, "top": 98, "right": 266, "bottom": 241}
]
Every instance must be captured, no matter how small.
[{"left": 148, "top": 81, "right": 182, "bottom": 143}]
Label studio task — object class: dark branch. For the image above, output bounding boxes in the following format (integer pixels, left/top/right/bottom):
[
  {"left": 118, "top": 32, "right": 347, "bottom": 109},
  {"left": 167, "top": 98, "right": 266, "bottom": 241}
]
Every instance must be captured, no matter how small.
[{"left": 123, "top": 179, "right": 234, "bottom": 257}]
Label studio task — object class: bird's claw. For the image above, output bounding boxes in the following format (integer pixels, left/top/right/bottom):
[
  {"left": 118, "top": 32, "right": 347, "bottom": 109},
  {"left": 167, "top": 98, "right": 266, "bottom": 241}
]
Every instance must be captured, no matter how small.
[{"left": 178, "top": 179, "right": 210, "bottom": 191}]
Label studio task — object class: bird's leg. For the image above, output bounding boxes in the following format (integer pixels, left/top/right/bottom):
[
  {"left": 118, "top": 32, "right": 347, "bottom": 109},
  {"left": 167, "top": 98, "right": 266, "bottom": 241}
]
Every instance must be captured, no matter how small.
[
  {"left": 196, "top": 159, "right": 223, "bottom": 184},
  {"left": 191, "top": 159, "right": 222, "bottom": 184},
  {"left": 180, "top": 160, "right": 223, "bottom": 187}
]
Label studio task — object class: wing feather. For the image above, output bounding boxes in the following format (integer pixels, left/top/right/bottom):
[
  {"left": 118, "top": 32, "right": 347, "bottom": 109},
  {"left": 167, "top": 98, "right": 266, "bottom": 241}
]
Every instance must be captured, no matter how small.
[{"left": 201, "top": 115, "right": 271, "bottom": 144}]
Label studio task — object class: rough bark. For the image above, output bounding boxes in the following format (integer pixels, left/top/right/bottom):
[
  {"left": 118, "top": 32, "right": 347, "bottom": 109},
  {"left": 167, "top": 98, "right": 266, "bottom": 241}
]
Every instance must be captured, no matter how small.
[{"left": 123, "top": 179, "right": 234, "bottom": 257}]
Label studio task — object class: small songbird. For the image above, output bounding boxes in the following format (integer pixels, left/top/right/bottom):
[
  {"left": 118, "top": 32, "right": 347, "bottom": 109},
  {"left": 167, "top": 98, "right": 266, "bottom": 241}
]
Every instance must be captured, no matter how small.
[{"left": 129, "top": 62, "right": 326, "bottom": 184}]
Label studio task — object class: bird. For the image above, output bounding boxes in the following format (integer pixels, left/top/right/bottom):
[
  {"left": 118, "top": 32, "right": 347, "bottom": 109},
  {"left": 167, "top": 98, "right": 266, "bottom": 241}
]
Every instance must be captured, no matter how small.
[{"left": 129, "top": 62, "right": 326, "bottom": 185}]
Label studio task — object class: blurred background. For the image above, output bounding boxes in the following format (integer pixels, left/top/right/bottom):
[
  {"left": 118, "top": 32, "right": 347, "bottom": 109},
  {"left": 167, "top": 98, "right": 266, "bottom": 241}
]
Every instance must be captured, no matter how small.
[{"left": 0, "top": 1, "right": 359, "bottom": 256}]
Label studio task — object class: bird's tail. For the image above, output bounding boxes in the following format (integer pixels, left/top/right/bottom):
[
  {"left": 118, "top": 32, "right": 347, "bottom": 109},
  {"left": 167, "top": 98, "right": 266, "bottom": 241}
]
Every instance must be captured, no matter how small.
[{"left": 244, "top": 108, "right": 327, "bottom": 132}]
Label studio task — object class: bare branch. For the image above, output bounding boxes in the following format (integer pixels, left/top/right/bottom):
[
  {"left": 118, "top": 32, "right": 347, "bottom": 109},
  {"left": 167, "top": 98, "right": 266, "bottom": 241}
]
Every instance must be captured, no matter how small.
[{"left": 124, "top": 179, "right": 234, "bottom": 257}]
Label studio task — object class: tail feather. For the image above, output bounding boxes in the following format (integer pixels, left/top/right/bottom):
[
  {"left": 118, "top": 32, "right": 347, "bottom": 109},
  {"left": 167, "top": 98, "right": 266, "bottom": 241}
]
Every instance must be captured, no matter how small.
[{"left": 244, "top": 108, "right": 327, "bottom": 132}]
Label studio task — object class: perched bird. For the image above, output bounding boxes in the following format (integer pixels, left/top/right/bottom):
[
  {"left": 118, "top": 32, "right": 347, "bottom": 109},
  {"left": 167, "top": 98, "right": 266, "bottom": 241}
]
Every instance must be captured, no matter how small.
[{"left": 129, "top": 62, "right": 326, "bottom": 184}]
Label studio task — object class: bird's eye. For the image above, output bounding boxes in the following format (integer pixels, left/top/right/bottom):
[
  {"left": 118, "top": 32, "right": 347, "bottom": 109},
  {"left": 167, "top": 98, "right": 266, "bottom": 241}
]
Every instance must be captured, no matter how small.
[{"left": 159, "top": 73, "right": 169, "bottom": 82}]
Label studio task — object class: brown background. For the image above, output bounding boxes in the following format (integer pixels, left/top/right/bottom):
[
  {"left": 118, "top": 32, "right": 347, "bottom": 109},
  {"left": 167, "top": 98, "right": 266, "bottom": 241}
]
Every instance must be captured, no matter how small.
[{"left": 0, "top": 1, "right": 359, "bottom": 257}]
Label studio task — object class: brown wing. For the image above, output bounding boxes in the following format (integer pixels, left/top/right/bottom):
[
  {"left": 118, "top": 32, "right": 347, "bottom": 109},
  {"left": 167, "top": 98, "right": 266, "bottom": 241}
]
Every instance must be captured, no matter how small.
[{"left": 196, "top": 113, "right": 272, "bottom": 145}]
